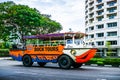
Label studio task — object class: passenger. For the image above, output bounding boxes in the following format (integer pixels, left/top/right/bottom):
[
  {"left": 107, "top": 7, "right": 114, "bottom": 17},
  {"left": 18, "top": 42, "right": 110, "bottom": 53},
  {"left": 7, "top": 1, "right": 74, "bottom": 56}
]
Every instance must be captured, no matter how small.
[{"left": 52, "top": 41, "right": 57, "bottom": 46}]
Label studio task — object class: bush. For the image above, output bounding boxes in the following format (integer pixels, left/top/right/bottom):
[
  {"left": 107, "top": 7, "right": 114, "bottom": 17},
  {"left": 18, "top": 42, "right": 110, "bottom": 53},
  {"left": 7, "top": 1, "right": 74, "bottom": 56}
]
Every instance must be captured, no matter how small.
[
  {"left": 0, "top": 42, "right": 11, "bottom": 49},
  {"left": 96, "top": 58, "right": 105, "bottom": 66},
  {"left": 85, "top": 58, "right": 97, "bottom": 65},
  {"left": 0, "top": 49, "right": 9, "bottom": 57},
  {"left": 97, "top": 61, "right": 104, "bottom": 66},
  {"left": 104, "top": 58, "right": 120, "bottom": 66},
  {"left": 85, "top": 58, "right": 120, "bottom": 67}
]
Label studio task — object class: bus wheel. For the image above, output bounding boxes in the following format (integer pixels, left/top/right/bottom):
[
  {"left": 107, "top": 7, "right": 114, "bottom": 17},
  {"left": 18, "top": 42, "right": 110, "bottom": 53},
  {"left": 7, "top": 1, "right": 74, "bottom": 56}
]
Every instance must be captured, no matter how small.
[
  {"left": 22, "top": 55, "right": 33, "bottom": 67},
  {"left": 73, "top": 63, "right": 82, "bottom": 68},
  {"left": 37, "top": 62, "right": 46, "bottom": 67},
  {"left": 58, "top": 55, "right": 73, "bottom": 69}
]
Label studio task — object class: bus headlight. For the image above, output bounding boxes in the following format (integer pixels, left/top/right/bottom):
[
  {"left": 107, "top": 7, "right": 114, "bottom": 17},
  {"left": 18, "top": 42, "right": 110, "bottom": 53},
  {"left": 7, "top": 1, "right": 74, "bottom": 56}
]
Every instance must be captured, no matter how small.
[{"left": 70, "top": 49, "right": 76, "bottom": 56}]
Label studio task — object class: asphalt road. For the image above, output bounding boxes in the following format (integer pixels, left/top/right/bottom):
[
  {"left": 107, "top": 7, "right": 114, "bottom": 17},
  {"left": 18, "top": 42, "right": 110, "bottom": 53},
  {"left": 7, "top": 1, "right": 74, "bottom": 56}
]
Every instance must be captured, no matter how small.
[{"left": 0, "top": 59, "right": 120, "bottom": 80}]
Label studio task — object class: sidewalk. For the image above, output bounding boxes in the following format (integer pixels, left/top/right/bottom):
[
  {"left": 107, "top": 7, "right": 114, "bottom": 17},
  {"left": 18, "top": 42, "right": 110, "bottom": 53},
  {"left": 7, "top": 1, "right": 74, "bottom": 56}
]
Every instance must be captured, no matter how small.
[{"left": 0, "top": 57, "right": 12, "bottom": 60}]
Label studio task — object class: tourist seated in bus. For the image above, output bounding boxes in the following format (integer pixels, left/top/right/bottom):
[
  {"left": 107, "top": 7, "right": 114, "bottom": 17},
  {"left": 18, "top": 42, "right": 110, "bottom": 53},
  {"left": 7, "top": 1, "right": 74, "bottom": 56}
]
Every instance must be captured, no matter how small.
[{"left": 52, "top": 40, "right": 57, "bottom": 46}]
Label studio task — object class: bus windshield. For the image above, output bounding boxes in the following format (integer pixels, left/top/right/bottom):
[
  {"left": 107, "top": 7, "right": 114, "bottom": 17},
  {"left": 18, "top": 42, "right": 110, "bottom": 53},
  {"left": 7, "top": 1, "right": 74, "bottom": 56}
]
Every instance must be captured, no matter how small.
[{"left": 66, "top": 39, "right": 84, "bottom": 45}]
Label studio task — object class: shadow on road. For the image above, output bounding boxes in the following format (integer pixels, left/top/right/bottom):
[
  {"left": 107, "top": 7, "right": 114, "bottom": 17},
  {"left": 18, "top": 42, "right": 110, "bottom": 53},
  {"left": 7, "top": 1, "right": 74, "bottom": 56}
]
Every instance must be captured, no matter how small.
[{"left": 12, "top": 63, "right": 96, "bottom": 71}]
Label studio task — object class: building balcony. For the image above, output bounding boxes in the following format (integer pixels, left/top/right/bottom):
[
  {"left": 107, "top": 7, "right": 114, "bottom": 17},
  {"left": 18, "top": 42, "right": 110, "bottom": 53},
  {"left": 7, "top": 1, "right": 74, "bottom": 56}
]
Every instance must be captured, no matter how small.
[
  {"left": 107, "top": 6, "right": 117, "bottom": 14},
  {"left": 85, "top": 15, "right": 88, "bottom": 20},
  {"left": 96, "top": 3, "right": 104, "bottom": 10},
  {"left": 89, "top": 1, "right": 94, "bottom": 7},
  {"left": 106, "top": 27, "right": 118, "bottom": 31},
  {"left": 85, "top": 10, "right": 89, "bottom": 15},
  {"left": 89, "top": 13, "right": 94, "bottom": 18},
  {"left": 96, "top": 12, "right": 104, "bottom": 16},
  {"left": 89, "top": 10, "right": 94, "bottom": 14},
  {"left": 106, "top": 10, "right": 117, "bottom": 14},
  {"left": 85, "top": 21, "right": 88, "bottom": 26},
  {"left": 89, "top": 0, "right": 94, "bottom": 3},
  {"left": 95, "top": 1, "right": 103, "bottom": 6},
  {"left": 89, "top": 18, "right": 94, "bottom": 22},
  {"left": 89, "top": 7, "right": 94, "bottom": 13},
  {"left": 85, "top": 0, "right": 88, "bottom": 4},
  {"left": 107, "top": 0, "right": 117, "bottom": 7},
  {"left": 95, "top": 8, "right": 104, "bottom": 12},
  {"left": 96, "top": 16, "right": 104, "bottom": 22},
  {"left": 89, "top": 5, "right": 94, "bottom": 9},
  {"left": 107, "top": 13, "right": 117, "bottom": 20},
  {"left": 107, "top": 4, "right": 117, "bottom": 8},
  {"left": 85, "top": 5, "right": 88, "bottom": 9},
  {"left": 96, "top": 0, "right": 103, "bottom": 4}
]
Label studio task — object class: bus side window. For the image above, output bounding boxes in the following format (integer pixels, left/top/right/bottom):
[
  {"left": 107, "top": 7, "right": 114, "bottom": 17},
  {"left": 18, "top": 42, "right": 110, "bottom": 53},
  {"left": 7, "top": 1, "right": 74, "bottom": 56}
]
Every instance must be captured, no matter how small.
[
  {"left": 74, "top": 40, "right": 81, "bottom": 45},
  {"left": 60, "top": 41, "right": 65, "bottom": 46},
  {"left": 67, "top": 39, "right": 73, "bottom": 44}
]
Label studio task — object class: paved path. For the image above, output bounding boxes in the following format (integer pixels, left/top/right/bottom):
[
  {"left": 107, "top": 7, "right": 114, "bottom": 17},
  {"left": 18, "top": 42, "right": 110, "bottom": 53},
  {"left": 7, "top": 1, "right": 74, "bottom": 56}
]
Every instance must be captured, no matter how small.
[{"left": 0, "top": 57, "right": 12, "bottom": 60}]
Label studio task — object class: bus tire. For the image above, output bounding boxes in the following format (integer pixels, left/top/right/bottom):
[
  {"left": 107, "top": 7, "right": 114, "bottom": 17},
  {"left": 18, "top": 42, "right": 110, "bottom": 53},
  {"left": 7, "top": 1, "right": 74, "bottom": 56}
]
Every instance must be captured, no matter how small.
[
  {"left": 22, "top": 55, "right": 33, "bottom": 67},
  {"left": 73, "top": 63, "right": 82, "bottom": 68},
  {"left": 58, "top": 55, "right": 73, "bottom": 69},
  {"left": 37, "top": 62, "right": 46, "bottom": 67}
]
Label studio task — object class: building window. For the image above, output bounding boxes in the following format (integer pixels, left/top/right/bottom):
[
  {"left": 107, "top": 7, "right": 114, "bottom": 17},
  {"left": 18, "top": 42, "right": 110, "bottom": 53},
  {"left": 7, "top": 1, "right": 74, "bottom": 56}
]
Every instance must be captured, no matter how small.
[
  {"left": 89, "top": 18, "right": 94, "bottom": 23},
  {"left": 98, "top": 17, "right": 102, "bottom": 21},
  {"left": 107, "top": 13, "right": 117, "bottom": 19},
  {"left": 85, "top": 10, "right": 88, "bottom": 15},
  {"left": 85, "top": 5, "right": 88, "bottom": 9},
  {"left": 86, "top": 35, "right": 88, "bottom": 39},
  {"left": 97, "top": 0, "right": 102, "bottom": 3},
  {"left": 89, "top": 13, "right": 94, "bottom": 18},
  {"left": 107, "top": 40, "right": 117, "bottom": 45},
  {"left": 97, "top": 49, "right": 104, "bottom": 56},
  {"left": 107, "top": 1, "right": 116, "bottom": 7},
  {"left": 96, "top": 41, "right": 104, "bottom": 46},
  {"left": 107, "top": 7, "right": 117, "bottom": 13},
  {"left": 89, "top": 34, "right": 94, "bottom": 38},
  {"left": 97, "top": 4, "right": 103, "bottom": 9},
  {"left": 89, "top": 7, "right": 94, "bottom": 12},
  {"left": 109, "top": 14, "right": 115, "bottom": 19},
  {"left": 96, "top": 24, "right": 104, "bottom": 29},
  {"left": 85, "top": 28, "right": 88, "bottom": 32},
  {"left": 97, "top": 16, "right": 104, "bottom": 21},
  {"left": 97, "top": 10, "right": 104, "bottom": 15},
  {"left": 96, "top": 33, "right": 104, "bottom": 37},
  {"left": 85, "top": 21, "right": 88, "bottom": 25},
  {"left": 89, "top": 26, "right": 94, "bottom": 31},
  {"left": 89, "top": 1, "right": 94, "bottom": 7},
  {"left": 106, "top": 48, "right": 117, "bottom": 56},
  {"left": 85, "top": 0, "right": 88, "bottom": 4},
  {"left": 107, "top": 22, "right": 117, "bottom": 28},
  {"left": 107, "top": 31, "right": 117, "bottom": 36},
  {"left": 85, "top": 15, "right": 88, "bottom": 19}
]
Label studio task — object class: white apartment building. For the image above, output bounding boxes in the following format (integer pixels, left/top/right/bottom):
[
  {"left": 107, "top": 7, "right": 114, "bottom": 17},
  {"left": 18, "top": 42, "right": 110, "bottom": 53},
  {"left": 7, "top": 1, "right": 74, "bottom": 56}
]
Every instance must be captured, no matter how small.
[{"left": 85, "top": 0, "right": 120, "bottom": 57}]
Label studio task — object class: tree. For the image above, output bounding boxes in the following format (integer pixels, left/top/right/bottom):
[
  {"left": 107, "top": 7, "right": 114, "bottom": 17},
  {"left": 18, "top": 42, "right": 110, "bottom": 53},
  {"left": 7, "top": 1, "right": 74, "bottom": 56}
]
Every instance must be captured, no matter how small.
[
  {"left": 0, "top": 1, "right": 15, "bottom": 41},
  {"left": 105, "top": 41, "right": 112, "bottom": 56},
  {"left": 33, "top": 15, "right": 62, "bottom": 34},
  {"left": 0, "top": 1, "right": 62, "bottom": 43}
]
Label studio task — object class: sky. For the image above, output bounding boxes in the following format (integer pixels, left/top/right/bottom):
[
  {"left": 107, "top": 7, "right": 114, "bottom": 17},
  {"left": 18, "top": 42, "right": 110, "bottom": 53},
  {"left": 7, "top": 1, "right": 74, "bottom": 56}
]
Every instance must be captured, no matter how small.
[{"left": 0, "top": 0, "right": 85, "bottom": 32}]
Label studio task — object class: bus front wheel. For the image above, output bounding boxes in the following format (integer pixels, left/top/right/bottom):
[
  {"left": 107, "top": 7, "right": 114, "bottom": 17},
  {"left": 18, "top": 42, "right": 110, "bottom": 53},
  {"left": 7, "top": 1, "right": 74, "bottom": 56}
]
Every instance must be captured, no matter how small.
[
  {"left": 58, "top": 55, "right": 73, "bottom": 69},
  {"left": 22, "top": 55, "right": 33, "bottom": 67}
]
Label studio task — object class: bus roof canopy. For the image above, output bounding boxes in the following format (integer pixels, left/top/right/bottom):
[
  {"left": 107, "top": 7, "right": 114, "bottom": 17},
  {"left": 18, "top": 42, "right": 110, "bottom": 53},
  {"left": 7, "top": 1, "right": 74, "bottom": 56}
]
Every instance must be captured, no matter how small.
[{"left": 23, "top": 32, "right": 86, "bottom": 40}]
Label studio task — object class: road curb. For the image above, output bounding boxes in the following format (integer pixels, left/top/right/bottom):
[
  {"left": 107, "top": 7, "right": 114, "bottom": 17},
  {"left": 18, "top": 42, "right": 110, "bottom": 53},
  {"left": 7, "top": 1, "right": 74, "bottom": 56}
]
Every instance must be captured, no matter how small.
[
  {"left": 0, "top": 57, "right": 12, "bottom": 60},
  {"left": 84, "top": 64, "right": 120, "bottom": 67}
]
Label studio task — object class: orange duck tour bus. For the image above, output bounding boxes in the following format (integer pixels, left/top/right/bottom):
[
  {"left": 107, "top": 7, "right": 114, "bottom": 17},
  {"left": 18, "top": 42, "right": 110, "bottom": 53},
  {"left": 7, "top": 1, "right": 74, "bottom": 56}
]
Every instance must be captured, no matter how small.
[{"left": 9, "top": 32, "right": 97, "bottom": 69}]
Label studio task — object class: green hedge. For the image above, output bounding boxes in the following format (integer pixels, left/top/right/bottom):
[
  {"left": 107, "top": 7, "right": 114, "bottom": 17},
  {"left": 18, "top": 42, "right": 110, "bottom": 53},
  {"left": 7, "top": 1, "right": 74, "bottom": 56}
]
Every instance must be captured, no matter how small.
[
  {"left": 104, "top": 58, "right": 120, "bottom": 67},
  {"left": 85, "top": 58, "right": 120, "bottom": 67},
  {"left": 0, "top": 49, "right": 9, "bottom": 57}
]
